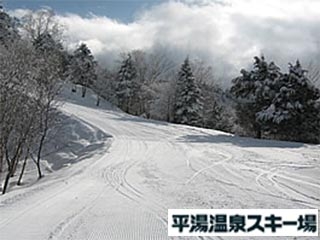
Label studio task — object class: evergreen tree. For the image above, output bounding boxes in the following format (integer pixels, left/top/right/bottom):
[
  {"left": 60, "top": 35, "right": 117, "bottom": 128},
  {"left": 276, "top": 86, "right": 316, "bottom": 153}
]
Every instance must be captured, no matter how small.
[
  {"left": 230, "top": 56, "right": 281, "bottom": 138},
  {"left": 174, "top": 57, "right": 203, "bottom": 126},
  {"left": 116, "top": 54, "right": 138, "bottom": 113},
  {"left": 33, "top": 32, "right": 69, "bottom": 76},
  {"left": 0, "top": 5, "right": 19, "bottom": 46},
  {"left": 69, "top": 43, "right": 97, "bottom": 97},
  {"left": 257, "top": 61, "right": 320, "bottom": 143}
]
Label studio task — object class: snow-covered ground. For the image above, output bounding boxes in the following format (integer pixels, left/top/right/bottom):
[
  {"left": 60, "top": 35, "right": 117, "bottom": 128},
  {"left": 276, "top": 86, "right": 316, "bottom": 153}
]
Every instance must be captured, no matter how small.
[{"left": 0, "top": 88, "right": 319, "bottom": 240}]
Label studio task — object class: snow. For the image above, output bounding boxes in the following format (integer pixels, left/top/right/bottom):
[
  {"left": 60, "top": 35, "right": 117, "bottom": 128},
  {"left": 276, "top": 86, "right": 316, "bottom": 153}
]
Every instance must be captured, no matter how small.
[{"left": 0, "top": 86, "right": 319, "bottom": 240}]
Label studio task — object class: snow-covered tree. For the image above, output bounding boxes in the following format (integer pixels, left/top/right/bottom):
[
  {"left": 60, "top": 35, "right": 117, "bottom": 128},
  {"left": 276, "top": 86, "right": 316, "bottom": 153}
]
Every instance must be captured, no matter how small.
[
  {"left": 130, "top": 50, "right": 147, "bottom": 115},
  {"left": 257, "top": 60, "right": 320, "bottom": 143},
  {"left": 230, "top": 56, "right": 281, "bottom": 138},
  {"left": 0, "top": 41, "right": 36, "bottom": 192},
  {"left": 232, "top": 56, "right": 320, "bottom": 143},
  {"left": 0, "top": 7, "right": 70, "bottom": 194},
  {"left": 69, "top": 43, "right": 97, "bottom": 98},
  {"left": 34, "top": 32, "right": 70, "bottom": 75},
  {"left": 174, "top": 57, "right": 203, "bottom": 126},
  {"left": 130, "top": 50, "right": 175, "bottom": 118},
  {"left": 115, "top": 54, "right": 138, "bottom": 113},
  {"left": 21, "top": 8, "right": 62, "bottom": 43},
  {"left": 200, "top": 82, "right": 222, "bottom": 129},
  {"left": 150, "top": 78, "right": 176, "bottom": 122},
  {"left": 91, "top": 66, "right": 112, "bottom": 106},
  {"left": 33, "top": 32, "right": 63, "bottom": 52},
  {"left": 0, "top": 38, "right": 63, "bottom": 193},
  {"left": 190, "top": 59, "right": 231, "bottom": 131}
]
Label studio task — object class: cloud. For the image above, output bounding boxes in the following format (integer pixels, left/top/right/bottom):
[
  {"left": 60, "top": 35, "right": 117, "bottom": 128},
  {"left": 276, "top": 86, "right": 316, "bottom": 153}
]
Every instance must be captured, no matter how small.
[
  {"left": 8, "top": 8, "right": 31, "bottom": 18},
  {"left": 10, "top": 0, "right": 320, "bottom": 85}
]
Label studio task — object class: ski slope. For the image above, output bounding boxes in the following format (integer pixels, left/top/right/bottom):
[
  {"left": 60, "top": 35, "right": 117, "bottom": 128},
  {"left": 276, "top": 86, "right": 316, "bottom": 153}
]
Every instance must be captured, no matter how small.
[{"left": 0, "top": 89, "right": 319, "bottom": 240}]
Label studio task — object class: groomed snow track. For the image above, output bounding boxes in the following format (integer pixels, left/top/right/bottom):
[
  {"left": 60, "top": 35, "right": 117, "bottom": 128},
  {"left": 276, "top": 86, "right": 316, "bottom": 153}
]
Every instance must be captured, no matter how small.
[{"left": 0, "top": 99, "right": 319, "bottom": 240}]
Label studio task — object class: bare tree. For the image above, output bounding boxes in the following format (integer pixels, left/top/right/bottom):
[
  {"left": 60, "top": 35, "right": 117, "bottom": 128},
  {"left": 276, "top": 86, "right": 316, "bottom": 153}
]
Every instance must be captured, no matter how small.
[
  {"left": 0, "top": 40, "right": 38, "bottom": 193},
  {"left": 129, "top": 50, "right": 175, "bottom": 117},
  {"left": 0, "top": 38, "right": 63, "bottom": 194},
  {"left": 21, "top": 8, "right": 63, "bottom": 43},
  {"left": 31, "top": 47, "right": 63, "bottom": 179}
]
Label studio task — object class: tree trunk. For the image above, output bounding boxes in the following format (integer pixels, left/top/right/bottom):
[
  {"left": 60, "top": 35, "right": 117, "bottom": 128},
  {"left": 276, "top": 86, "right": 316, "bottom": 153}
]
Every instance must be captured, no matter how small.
[
  {"left": 0, "top": 142, "right": 5, "bottom": 173},
  {"left": 256, "top": 129, "right": 262, "bottom": 139},
  {"left": 167, "top": 97, "right": 171, "bottom": 122},
  {"left": 2, "top": 171, "right": 11, "bottom": 194},
  {"left": 72, "top": 84, "right": 77, "bottom": 93},
  {"left": 2, "top": 153, "right": 12, "bottom": 194},
  {"left": 125, "top": 99, "right": 129, "bottom": 113},
  {"left": 36, "top": 160, "right": 42, "bottom": 179},
  {"left": 36, "top": 133, "right": 46, "bottom": 179},
  {"left": 82, "top": 86, "right": 86, "bottom": 98},
  {"left": 10, "top": 147, "right": 22, "bottom": 177},
  {"left": 96, "top": 95, "right": 100, "bottom": 106},
  {"left": 35, "top": 104, "right": 51, "bottom": 179},
  {"left": 0, "top": 149, "right": 3, "bottom": 173},
  {"left": 17, "top": 153, "right": 28, "bottom": 186}
]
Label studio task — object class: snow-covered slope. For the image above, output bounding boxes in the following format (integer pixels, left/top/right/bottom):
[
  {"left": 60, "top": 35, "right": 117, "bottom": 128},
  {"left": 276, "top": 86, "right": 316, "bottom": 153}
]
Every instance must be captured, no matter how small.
[{"left": 0, "top": 87, "right": 319, "bottom": 240}]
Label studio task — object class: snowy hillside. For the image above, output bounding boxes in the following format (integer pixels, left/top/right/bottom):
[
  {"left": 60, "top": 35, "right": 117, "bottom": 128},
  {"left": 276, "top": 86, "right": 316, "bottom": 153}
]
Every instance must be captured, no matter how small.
[{"left": 0, "top": 87, "right": 319, "bottom": 240}]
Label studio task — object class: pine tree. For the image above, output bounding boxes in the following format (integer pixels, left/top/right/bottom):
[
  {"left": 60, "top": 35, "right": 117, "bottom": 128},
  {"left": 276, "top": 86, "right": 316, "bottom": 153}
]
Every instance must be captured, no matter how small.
[
  {"left": 230, "top": 56, "right": 281, "bottom": 138},
  {"left": 257, "top": 61, "right": 320, "bottom": 143},
  {"left": 174, "top": 57, "right": 203, "bottom": 126},
  {"left": 0, "top": 5, "right": 19, "bottom": 47},
  {"left": 116, "top": 54, "right": 138, "bottom": 113},
  {"left": 69, "top": 43, "right": 97, "bottom": 97},
  {"left": 34, "top": 32, "right": 69, "bottom": 77}
]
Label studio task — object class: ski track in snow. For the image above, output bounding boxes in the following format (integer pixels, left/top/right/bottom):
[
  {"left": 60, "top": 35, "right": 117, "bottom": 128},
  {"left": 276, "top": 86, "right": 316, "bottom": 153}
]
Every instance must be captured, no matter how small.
[{"left": 0, "top": 99, "right": 319, "bottom": 240}]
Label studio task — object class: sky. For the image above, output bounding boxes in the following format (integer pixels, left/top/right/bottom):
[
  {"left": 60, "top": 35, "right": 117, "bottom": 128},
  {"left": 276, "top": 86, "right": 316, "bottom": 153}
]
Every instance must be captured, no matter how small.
[
  {"left": 5, "top": 0, "right": 164, "bottom": 22},
  {"left": 4, "top": 0, "right": 320, "bottom": 85}
]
